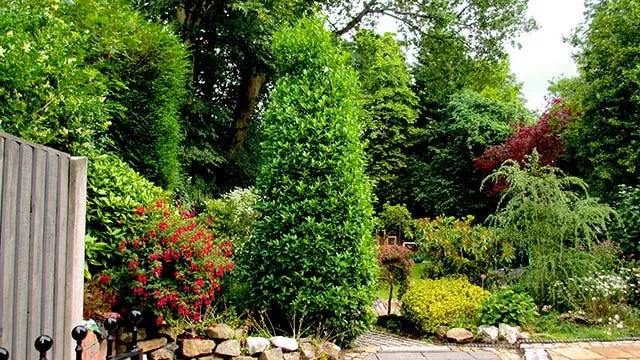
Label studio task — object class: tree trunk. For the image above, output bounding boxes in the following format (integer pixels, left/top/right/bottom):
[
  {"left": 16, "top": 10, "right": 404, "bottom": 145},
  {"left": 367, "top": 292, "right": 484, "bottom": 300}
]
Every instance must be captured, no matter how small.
[
  {"left": 230, "top": 70, "right": 266, "bottom": 154},
  {"left": 388, "top": 283, "right": 394, "bottom": 316}
]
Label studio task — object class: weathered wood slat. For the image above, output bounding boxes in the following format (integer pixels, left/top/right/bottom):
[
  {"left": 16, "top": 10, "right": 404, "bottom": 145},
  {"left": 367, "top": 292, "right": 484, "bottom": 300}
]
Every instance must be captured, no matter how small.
[
  {"left": 27, "top": 148, "right": 47, "bottom": 360},
  {"left": 53, "top": 156, "right": 70, "bottom": 360},
  {"left": 0, "top": 139, "right": 19, "bottom": 350},
  {"left": 12, "top": 143, "right": 34, "bottom": 360},
  {"left": 40, "top": 152, "right": 59, "bottom": 340},
  {"left": 65, "top": 157, "right": 88, "bottom": 357}
]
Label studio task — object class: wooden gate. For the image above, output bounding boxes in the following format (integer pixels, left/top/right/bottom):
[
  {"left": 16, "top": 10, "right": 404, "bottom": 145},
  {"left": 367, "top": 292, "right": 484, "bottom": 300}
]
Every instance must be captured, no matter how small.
[{"left": 0, "top": 132, "right": 87, "bottom": 360}]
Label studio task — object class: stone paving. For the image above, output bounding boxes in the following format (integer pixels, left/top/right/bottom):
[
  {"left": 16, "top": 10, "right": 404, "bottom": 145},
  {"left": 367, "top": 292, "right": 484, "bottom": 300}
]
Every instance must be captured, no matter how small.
[
  {"left": 345, "top": 330, "right": 520, "bottom": 360},
  {"left": 346, "top": 331, "right": 640, "bottom": 360}
]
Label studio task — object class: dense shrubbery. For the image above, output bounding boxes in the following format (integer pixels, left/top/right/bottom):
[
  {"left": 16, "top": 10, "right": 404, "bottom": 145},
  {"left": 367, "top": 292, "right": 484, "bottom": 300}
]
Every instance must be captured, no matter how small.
[
  {"left": 103, "top": 200, "right": 233, "bottom": 327},
  {"left": 85, "top": 153, "right": 164, "bottom": 274},
  {"left": 415, "top": 216, "right": 514, "bottom": 284},
  {"left": 485, "top": 151, "right": 615, "bottom": 306},
  {"left": 248, "top": 18, "right": 377, "bottom": 344},
  {"left": 612, "top": 185, "right": 640, "bottom": 256},
  {"left": 478, "top": 288, "right": 537, "bottom": 326},
  {"left": 0, "top": 0, "right": 110, "bottom": 154},
  {"left": 402, "top": 277, "right": 489, "bottom": 333},
  {"left": 64, "top": 0, "right": 189, "bottom": 190}
]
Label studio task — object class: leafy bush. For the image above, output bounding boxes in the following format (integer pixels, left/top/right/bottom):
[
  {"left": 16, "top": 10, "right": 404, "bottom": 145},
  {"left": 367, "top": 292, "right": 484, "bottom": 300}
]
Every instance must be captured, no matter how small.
[
  {"left": 414, "top": 216, "right": 514, "bottom": 284},
  {"left": 485, "top": 151, "right": 615, "bottom": 305},
  {"left": 401, "top": 277, "right": 489, "bottom": 333},
  {"left": 64, "top": 0, "right": 189, "bottom": 190},
  {"left": 0, "top": 0, "right": 110, "bottom": 154},
  {"left": 378, "top": 245, "right": 414, "bottom": 306},
  {"left": 377, "top": 203, "right": 414, "bottom": 239},
  {"left": 248, "top": 18, "right": 376, "bottom": 344},
  {"left": 478, "top": 288, "right": 537, "bottom": 326},
  {"left": 611, "top": 185, "right": 640, "bottom": 256},
  {"left": 86, "top": 153, "right": 164, "bottom": 274},
  {"left": 103, "top": 200, "right": 233, "bottom": 326}
]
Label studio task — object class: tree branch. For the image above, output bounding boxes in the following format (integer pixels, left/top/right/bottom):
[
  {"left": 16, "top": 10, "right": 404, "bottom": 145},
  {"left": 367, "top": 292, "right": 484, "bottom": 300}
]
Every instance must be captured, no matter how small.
[{"left": 333, "top": 0, "right": 380, "bottom": 36}]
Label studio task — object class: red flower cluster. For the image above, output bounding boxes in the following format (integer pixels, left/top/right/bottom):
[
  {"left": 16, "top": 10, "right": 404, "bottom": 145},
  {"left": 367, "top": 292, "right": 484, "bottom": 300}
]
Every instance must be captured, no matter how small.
[{"left": 102, "top": 199, "right": 234, "bottom": 326}]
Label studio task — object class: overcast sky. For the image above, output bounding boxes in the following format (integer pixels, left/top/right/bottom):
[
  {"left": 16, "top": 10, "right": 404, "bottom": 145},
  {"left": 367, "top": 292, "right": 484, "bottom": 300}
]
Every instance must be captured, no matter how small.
[{"left": 507, "top": 0, "right": 585, "bottom": 111}]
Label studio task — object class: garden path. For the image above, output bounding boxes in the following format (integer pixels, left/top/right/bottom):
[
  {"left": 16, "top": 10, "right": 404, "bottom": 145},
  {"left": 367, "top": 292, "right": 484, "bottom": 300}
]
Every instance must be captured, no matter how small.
[
  {"left": 522, "top": 341, "right": 640, "bottom": 360},
  {"left": 345, "top": 330, "right": 521, "bottom": 360}
]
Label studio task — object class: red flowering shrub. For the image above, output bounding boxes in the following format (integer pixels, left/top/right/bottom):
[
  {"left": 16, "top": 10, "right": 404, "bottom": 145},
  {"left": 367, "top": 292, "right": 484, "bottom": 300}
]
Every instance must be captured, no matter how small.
[
  {"left": 475, "top": 98, "right": 580, "bottom": 194},
  {"left": 101, "top": 199, "right": 233, "bottom": 326}
]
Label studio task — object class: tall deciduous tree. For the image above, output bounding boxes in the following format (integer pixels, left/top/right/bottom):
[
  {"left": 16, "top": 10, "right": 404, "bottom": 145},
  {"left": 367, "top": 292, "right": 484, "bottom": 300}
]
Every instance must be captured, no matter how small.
[
  {"left": 350, "top": 30, "right": 418, "bottom": 207},
  {"left": 134, "top": 0, "right": 535, "bottom": 197},
  {"left": 563, "top": 0, "right": 640, "bottom": 197},
  {"left": 408, "top": 91, "right": 528, "bottom": 218},
  {"left": 248, "top": 18, "right": 377, "bottom": 344}
]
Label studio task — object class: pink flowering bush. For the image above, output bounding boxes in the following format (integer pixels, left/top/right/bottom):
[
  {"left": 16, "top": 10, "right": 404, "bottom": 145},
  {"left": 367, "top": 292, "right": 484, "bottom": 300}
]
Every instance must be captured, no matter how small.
[{"left": 101, "top": 199, "right": 233, "bottom": 326}]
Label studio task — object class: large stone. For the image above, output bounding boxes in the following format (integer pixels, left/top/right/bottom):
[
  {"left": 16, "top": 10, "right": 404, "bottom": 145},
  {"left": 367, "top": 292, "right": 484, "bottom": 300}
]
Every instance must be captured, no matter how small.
[
  {"left": 138, "top": 338, "right": 168, "bottom": 353},
  {"left": 259, "top": 348, "right": 284, "bottom": 360},
  {"left": 199, "top": 356, "right": 225, "bottom": 360},
  {"left": 318, "top": 342, "right": 340, "bottom": 360},
  {"left": 498, "top": 323, "right": 520, "bottom": 344},
  {"left": 149, "top": 344, "right": 178, "bottom": 360},
  {"left": 299, "top": 342, "right": 316, "bottom": 360},
  {"left": 206, "top": 324, "right": 234, "bottom": 340},
  {"left": 180, "top": 339, "right": 216, "bottom": 358},
  {"left": 232, "top": 357, "right": 255, "bottom": 360},
  {"left": 215, "top": 339, "right": 241, "bottom": 357},
  {"left": 477, "top": 325, "right": 499, "bottom": 342},
  {"left": 247, "top": 337, "right": 271, "bottom": 355},
  {"left": 158, "top": 327, "right": 179, "bottom": 342},
  {"left": 446, "top": 328, "right": 474, "bottom": 344},
  {"left": 284, "top": 353, "right": 300, "bottom": 360},
  {"left": 270, "top": 336, "right": 298, "bottom": 352}
]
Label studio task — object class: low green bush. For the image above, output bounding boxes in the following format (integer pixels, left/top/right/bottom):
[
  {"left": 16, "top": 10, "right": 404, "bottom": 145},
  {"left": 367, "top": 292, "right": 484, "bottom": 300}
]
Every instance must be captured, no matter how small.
[
  {"left": 401, "top": 277, "right": 489, "bottom": 333},
  {"left": 415, "top": 216, "right": 514, "bottom": 284},
  {"left": 611, "top": 184, "right": 640, "bottom": 256},
  {"left": 86, "top": 153, "right": 165, "bottom": 274},
  {"left": 478, "top": 288, "right": 537, "bottom": 326}
]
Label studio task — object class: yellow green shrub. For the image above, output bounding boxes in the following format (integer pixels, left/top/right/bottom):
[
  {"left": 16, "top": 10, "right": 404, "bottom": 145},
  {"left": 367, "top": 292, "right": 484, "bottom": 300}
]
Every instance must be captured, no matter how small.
[{"left": 401, "top": 277, "right": 489, "bottom": 333}]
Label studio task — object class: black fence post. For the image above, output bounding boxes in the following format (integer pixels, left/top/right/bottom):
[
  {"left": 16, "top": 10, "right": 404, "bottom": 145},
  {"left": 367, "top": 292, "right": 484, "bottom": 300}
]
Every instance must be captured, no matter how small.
[
  {"left": 34, "top": 335, "right": 53, "bottom": 360},
  {"left": 72, "top": 325, "right": 88, "bottom": 360},
  {"left": 105, "top": 316, "right": 118, "bottom": 360},
  {"left": 129, "top": 310, "right": 142, "bottom": 360},
  {"left": 0, "top": 347, "right": 8, "bottom": 360}
]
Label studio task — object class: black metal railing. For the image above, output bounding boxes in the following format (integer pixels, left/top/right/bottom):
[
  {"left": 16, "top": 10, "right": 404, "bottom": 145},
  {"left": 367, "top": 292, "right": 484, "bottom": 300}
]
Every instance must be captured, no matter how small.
[{"left": 0, "top": 311, "right": 144, "bottom": 360}]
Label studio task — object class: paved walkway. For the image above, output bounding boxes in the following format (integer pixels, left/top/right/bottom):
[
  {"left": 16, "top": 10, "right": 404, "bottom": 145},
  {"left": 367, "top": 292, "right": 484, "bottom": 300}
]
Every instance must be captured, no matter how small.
[
  {"left": 346, "top": 331, "right": 640, "bottom": 360},
  {"left": 346, "top": 331, "right": 520, "bottom": 360}
]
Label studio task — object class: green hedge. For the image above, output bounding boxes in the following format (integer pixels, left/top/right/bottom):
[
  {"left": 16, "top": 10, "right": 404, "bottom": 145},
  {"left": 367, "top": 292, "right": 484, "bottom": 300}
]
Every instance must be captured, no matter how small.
[{"left": 248, "top": 17, "right": 377, "bottom": 345}]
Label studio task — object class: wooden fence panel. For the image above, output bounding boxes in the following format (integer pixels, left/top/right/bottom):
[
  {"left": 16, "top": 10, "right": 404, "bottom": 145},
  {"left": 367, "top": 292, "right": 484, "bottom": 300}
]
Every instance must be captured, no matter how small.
[{"left": 0, "top": 133, "right": 87, "bottom": 360}]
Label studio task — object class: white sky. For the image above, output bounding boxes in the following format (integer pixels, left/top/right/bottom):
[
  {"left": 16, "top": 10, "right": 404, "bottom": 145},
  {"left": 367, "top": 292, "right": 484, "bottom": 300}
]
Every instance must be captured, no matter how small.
[
  {"left": 507, "top": 0, "right": 585, "bottom": 111},
  {"left": 374, "top": 0, "right": 586, "bottom": 112}
]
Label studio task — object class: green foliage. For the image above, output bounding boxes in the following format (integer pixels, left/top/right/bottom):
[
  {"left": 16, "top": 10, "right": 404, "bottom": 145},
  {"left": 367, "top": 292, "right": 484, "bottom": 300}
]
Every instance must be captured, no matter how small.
[
  {"left": 0, "top": 0, "right": 111, "bottom": 154},
  {"left": 104, "top": 200, "right": 233, "bottom": 327},
  {"left": 485, "top": 151, "right": 615, "bottom": 305},
  {"left": 378, "top": 245, "right": 415, "bottom": 302},
  {"left": 350, "top": 31, "right": 419, "bottom": 207},
  {"left": 415, "top": 216, "right": 515, "bottom": 284},
  {"left": 611, "top": 185, "right": 640, "bottom": 255},
  {"left": 478, "top": 288, "right": 537, "bottom": 326},
  {"left": 401, "top": 277, "right": 489, "bottom": 333},
  {"left": 409, "top": 91, "right": 525, "bottom": 218},
  {"left": 564, "top": 0, "right": 640, "bottom": 197},
  {"left": 64, "top": 0, "right": 189, "bottom": 190},
  {"left": 86, "top": 153, "right": 165, "bottom": 274},
  {"left": 248, "top": 18, "right": 377, "bottom": 345},
  {"left": 377, "top": 203, "right": 414, "bottom": 238}
]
